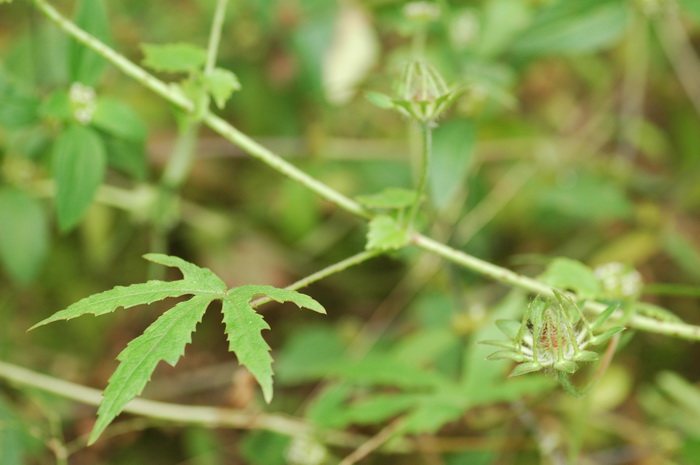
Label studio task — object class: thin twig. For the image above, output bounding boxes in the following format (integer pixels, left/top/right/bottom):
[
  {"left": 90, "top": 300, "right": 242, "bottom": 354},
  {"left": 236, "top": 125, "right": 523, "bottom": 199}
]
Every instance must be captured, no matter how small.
[
  {"left": 338, "top": 417, "right": 406, "bottom": 465},
  {"left": 27, "top": 0, "right": 700, "bottom": 342},
  {"left": 0, "top": 360, "right": 368, "bottom": 449}
]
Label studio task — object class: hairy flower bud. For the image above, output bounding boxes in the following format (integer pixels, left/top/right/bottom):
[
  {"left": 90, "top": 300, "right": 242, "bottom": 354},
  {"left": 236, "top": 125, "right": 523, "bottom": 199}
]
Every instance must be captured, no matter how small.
[
  {"left": 392, "top": 60, "right": 460, "bottom": 123},
  {"left": 482, "top": 291, "right": 624, "bottom": 377}
]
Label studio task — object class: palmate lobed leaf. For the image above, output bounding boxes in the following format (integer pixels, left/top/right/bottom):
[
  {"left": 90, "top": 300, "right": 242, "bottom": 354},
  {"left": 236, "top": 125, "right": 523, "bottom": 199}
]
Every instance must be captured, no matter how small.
[
  {"left": 222, "top": 285, "right": 325, "bottom": 403},
  {"left": 31, "top": 256, "right": 326, "bottom": 442},
  {"left": 30, "top": 254, "right": 226, "bottom": 329},
  {"left": 89, "top": 295, "right": 212, "bottom": 444}
]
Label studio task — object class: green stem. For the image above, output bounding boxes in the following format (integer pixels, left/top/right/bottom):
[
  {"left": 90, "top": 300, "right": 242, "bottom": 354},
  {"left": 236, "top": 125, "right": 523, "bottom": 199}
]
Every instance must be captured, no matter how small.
[
  {"left": 411, "top": 233, "right": 700, "bottom": 340},
  {"left": 252, "top": 249, "right": 382, "bottom": 308},
  {"left": 408, "top": 122, "right": 431, "bottom": 228},
  {"left": 204, "top": 0, "right": 228, "bottom": 74},
  {"left": 30, "top": 0, "right": 369, "bottom": 219},
  {"left": 27, "top": 0, "right": 700, "bottom": 342},
  {"left": 0, "top": 360, "right": 380, "bottom": 450}
]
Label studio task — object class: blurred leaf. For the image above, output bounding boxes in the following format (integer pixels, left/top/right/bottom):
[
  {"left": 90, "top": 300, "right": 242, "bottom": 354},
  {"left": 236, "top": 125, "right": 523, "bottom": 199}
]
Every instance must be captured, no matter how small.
[
  {"left": 326, "top": 354, "right": 448, "bottom": 389},
  {"left": 356, "top": 187, "right": 417, "bottom": 209},
  {"left": 240, "top": 431, "right": 290, "bottom": 465},
  {"left": 401, "top": 388, "right": 467, "bottom": 434},
  {"left": 183, "top": 427, "right": 223, "bottom": 465},
  {"left": 39, "top": 90, "right": 71, "bottom": 121},
  {"left": 429, "top": 119, "right": 476, "bottom": 208},
  {"left": 539, "top": 257, "right": 601, "bottom": 298},
  {"left": 51, "top": 124, "right": 107, "bottom": 232},
  {"left": 537, "top": 173, "right": 633, "bottom": 222},
  {"left": 307, "top": 383, "right": 355, "bottom": 429},
  {"left": 92, "top": 97, "right": 147, "bottom": 142},
  {"left": 0, "top": 78, "right": 39, "bottom": 128},
  {"left": 90, "top": 294, "right": 211, "bottom": 443},
  {"left": 203, "top": 67, "right": 241, "bottom": 109},
  {"left": 223, "top": 285, "right": 326, "bottom": 403},
  {"left": 291, "top": 14, "right": 335, "bottom": 96},
  {"left": 590, "top": 230, "right": 659, "bottom": 267},
  {"left": 141, "top": 43, "right": 207, "bottom": 74},
  {"left": 275, "top": 325, "right": 345, "bottom": 384},
  {"left": 662, "top": 228, "right": 700, "bottom": 283},
  {"left": 657, "top": 371, "right": 700, "bottom": 417},
  {"left": 392, "top": 328, "right": 459, "bottom": 367},
  {"left": 342, "top": 393, "right": 421, "bottom": 426},
  {"left": 68, "top": 0, "right": 111, "bottom": 85},
  {"left": 0, "top": 187, "right": 49, "bottom": 284},
  {"left": 513, "top": 0, "right": 628, "bottom": 56},
  {"left": 366, "top": 215, "right": 409, "bottom": 251},
  {"left": 0, "top": 394, "right": 28, "bottom": 465},
  {"left": 476, "top": 0, "right": 531, "bottom": 57},
  {"left": 102, "top": 134, "right": 148, "bottom": 181}
]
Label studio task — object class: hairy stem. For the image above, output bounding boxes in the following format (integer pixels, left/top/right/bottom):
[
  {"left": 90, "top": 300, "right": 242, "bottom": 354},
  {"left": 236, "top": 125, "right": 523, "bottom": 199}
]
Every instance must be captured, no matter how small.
[
  {"left": 0, "top": 360, "right": 378, "bottom": 450},
  {"left": 27, "top": 0, "right": 700, "bottom": 341},
  {"left": 252, "top": 249, "right": 382, "bottom": 308},
  {"left": 408, "top": 122, "right": 432, "bottom": 228},
  {"left": 30, "top": 0, "right": 369, "bottom": 219}
]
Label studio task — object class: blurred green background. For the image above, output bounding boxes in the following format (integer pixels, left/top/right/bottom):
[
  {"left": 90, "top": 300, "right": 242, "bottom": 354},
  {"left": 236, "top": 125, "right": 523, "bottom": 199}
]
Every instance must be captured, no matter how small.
[{"left": 1, "top": 0, "right": 700, "bottom": 463}]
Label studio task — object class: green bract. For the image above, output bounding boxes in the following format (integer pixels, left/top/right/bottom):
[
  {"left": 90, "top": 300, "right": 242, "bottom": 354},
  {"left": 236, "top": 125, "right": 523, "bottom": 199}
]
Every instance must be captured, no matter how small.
[
  {"left": 367, "top": 60, "right": 461, "bottom": 124},
  {"left": 482, "top": 291, "right": 625, "bottom": 378}
]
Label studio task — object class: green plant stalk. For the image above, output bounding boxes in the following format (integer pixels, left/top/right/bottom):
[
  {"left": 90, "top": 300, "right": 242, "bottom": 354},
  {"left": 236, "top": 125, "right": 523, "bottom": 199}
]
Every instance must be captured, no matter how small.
[
  {"left": 408, "top": 122, "right": 431, "bottom": 229},
  {"left": 30, "top": 0, "right": 370, "bottom": 219},
  {"left": 411, "top": 233, "right": 700, "bottom": 340},
  {"left": 0, "top": 360, "right": 388, "bottom": 451},
  {"left": 28, "top": 0, "right": 700, "bottom": 341},
  {"left": 252, "top": 249, "right": 382, "bottom": 307}
]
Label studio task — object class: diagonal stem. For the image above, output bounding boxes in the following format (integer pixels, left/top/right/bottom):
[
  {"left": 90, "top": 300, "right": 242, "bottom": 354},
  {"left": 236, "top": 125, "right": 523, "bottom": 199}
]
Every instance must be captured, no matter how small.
[{"left": 27, "top": 0, "right": 700, "bottom": 342}]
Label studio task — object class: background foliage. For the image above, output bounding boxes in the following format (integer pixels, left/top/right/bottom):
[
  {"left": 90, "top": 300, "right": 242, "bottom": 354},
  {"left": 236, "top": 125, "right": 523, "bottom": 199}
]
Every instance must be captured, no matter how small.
[{"left": 1, "top": 0, "right": 700, "bottom": 464}]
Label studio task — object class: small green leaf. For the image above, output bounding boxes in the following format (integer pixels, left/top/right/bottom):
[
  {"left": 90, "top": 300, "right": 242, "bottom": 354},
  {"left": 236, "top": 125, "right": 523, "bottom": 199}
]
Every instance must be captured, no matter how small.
[
  {"left": 0, "top": 82, "right": 39, "bottom": 128},
  {"left": 495, "top": 319, "right": 522, "bottom": 339},
  {"left": 203, "top": 68, "right": 241, "bottom": 109},
  {"left": 553, "top": 359, "right": 577, "bottom": 373},
  {"left": 0, "top": 187, "right": 49, "bottom": 284},
  {"left": 590, "top": 304, "right": 619, "bottom": 330},
  {"left": 92, "top": 97, "right": 147, "bottom": 142},
  {"left": 509, "top": 362, "right": 543, "bottom": 377},
  {"left": 31, "top": 253, "right": 226, "bottom": 329},
  {"left": 365, "top": 91, "right": 395, "bottom": 109},
  {"left": 68, "top": 0, "right": 111, "bottom": 85},
  {"left": 141, "top": 43, "right": 207, "bottom": 74},
  {"left": 40, "top": 90, "right": 71, "bottom": 121},
  {"left": 485, "top": 350, "right": 527, "bottom": 362},
  {"left": 366, "top": 215, "right": 409, "bottom": 251},
  {"left": 222, "top": 285, "right": 325, "bottom": 403},
  {"left": 103, "top": 135, "right": 148, "bottom": 181},
  {"left": 479, "top": 340, "right": 517, "bottom": 350},
  {"left": 573, "top": 350, "right": 599, "bottom": 362},
  {"left": 539, "top": 257, "right": 601, "bottom": 298},
  {"left": 89, "top": 295, "right": 212, "bottom": 443},
  {"left": 512, "top": 0, "right": 629, "bottom": 56},
  {"left": 590, "top": 326, "right": 625, "bottom": 346},
  {"left": 52, "top": 124, "right": 107, "bottom": 232},
  {"left": 356, "top": 188, "right": 417, "bottom": 209}
]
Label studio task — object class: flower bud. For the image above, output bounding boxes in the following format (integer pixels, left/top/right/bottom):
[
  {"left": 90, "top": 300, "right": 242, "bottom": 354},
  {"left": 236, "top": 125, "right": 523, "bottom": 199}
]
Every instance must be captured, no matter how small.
[{"left": 392, "top": 60, "right": 459, "bottom": 123}]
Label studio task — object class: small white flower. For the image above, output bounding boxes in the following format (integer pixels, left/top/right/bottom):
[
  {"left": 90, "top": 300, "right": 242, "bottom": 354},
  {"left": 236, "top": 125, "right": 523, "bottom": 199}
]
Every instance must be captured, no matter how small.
[{"left": 69, "top": 82, "right": 97, "bottom": 124}]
